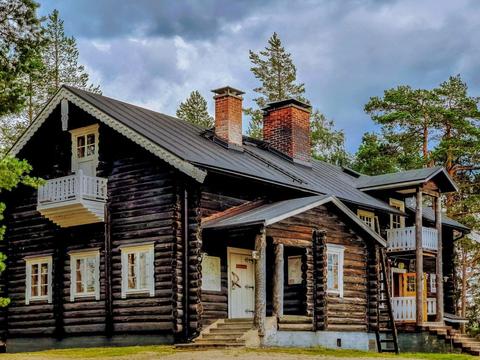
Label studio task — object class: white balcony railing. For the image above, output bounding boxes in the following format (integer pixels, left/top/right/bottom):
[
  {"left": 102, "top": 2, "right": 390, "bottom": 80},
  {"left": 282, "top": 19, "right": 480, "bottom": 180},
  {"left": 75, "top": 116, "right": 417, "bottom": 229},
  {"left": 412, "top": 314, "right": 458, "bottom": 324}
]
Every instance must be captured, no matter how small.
[
  {"left": 391, "top": 296, "right": 437, "bottom": 321},
  {"left": 386, "top": 226, "right": 438, "bottom": 252},
  {"left": 37, "top": 170, "right": 108, "bottom": 206}
]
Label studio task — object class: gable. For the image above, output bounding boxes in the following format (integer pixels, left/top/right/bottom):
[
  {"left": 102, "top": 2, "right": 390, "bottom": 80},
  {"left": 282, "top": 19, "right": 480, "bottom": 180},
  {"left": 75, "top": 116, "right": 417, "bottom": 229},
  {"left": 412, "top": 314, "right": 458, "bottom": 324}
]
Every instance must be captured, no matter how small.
[{"left": 8, "top": 87, "right": 207, "bottom": 183}]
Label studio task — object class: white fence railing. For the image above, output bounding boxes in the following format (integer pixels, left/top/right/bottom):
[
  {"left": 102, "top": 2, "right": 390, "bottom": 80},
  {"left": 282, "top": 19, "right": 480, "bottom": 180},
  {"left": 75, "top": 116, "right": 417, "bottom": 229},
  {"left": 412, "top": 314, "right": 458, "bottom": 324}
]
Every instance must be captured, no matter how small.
[
  {"left": 391, "top": 296, "right": 437, "bottom": 321},
  {"left": 38, "top": 170, "right": 107, "bottom": 205},
  {"left": 386, "top": 226, "right": 438, "bottom": 251}
]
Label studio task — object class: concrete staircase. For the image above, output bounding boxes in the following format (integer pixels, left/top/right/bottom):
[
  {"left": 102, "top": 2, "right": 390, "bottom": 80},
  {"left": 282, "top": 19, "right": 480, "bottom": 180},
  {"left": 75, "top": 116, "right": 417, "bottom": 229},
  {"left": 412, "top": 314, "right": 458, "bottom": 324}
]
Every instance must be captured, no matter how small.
[
  {"left": 177, "top": 319, "right": 253, "bottom": 348},
  {"left": 426, "top": 325, "right": 480, "bottom": 356},
  {"left": 277, "top": 315, "right": 313, "bottom": 331}
]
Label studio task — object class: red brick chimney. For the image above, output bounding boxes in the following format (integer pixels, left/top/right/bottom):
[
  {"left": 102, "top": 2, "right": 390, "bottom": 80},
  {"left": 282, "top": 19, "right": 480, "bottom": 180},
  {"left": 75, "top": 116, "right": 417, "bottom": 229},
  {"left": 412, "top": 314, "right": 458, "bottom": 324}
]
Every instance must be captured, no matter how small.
[
  {"left": 263, "top": 99, "right": 312, "bottom": 164},
  {"left": 212, "top": 86, "right": 245, "bottom": 148}
]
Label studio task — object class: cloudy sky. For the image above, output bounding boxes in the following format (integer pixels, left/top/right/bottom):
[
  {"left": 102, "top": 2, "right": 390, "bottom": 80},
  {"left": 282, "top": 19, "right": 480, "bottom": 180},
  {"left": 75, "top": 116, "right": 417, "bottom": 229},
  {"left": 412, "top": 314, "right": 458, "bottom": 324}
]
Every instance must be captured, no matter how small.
[{"left": 37, "top": 0, "right": 480, "bottom": 152}]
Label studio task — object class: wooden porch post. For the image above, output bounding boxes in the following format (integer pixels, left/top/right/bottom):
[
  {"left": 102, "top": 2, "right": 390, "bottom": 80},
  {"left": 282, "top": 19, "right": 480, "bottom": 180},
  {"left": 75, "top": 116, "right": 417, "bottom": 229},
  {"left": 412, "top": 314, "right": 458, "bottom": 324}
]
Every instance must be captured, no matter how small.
[
  {"left": 254, "top": 227, "right": 267, "bottom": 336},
  {"left": 272, "top": 243, "right": 284, "bottom": 318},
  {"left": 415, "top": 189, "right": 424, "bottom": 325},
  {"left": 435, "top": 196, "right": 444, "bottom": 322}
]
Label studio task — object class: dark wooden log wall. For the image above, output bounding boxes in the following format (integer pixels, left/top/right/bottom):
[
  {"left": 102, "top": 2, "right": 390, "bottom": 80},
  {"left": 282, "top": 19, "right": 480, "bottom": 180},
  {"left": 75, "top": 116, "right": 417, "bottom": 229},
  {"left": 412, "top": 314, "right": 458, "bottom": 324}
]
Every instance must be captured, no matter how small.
[
  {"left": 199, "top": 228, "right": 258, "bottom": 327},
  {"left": 4, "top": 189, "right": 59, "bottom": 337},
  {"left": 268, "top": 205, "right": 373, "bottom": 332},
  {"left": 442, "top": 227, "right": 456, "bottom": 315},
  {"left": 2, "top": 103, "right": 182, "bottom": 340}
]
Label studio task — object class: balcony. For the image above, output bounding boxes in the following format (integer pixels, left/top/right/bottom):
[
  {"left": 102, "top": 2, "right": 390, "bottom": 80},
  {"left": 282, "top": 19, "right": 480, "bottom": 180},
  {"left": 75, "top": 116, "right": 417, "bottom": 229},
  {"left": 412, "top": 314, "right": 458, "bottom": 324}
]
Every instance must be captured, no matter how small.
[
  {"left": 37, "top": 171, "right": 108, "bottom": 227},
  {"left": 391, "top": 296, "right": 436, "bottom": 321},
  {"left": 386, "top": 226, "right": 438, "bottom": 252}
]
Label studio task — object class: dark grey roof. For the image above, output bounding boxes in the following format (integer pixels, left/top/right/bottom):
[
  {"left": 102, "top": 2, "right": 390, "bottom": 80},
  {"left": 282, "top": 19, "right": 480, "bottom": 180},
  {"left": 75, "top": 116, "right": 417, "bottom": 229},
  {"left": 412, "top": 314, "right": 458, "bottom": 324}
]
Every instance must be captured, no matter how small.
[
  {"left": 405, "top": 204, "right": 470, "bottom": 232},
  {"left": 203, "top": 195, "right": 387, "bottom": 246},
  {"left": 203, "top": 195, "right": 331, "bottom": 229},
  {"left": 63, "top": 86, "right": 400, "bottom": 214},
  {"left": 356, "top": 167, "right": 458, "bottom": 192}
]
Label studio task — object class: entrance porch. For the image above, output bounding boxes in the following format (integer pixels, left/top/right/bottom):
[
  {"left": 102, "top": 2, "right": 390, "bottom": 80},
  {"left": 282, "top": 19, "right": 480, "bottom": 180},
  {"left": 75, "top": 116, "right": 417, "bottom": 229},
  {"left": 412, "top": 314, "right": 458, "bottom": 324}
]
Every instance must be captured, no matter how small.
[{"left": 198, "top": 195, "right": 389, "bottom": 350}]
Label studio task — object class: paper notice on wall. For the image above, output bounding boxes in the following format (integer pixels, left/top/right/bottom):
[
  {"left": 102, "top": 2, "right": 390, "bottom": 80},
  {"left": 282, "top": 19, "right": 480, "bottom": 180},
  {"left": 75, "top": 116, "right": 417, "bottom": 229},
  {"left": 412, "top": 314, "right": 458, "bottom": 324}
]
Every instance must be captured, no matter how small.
[
  {"left": 288, "top": 255, "right": 302, "bottom": 285},
  {"left": 202, "top": 255, "right": 221, "bottom": 291}
]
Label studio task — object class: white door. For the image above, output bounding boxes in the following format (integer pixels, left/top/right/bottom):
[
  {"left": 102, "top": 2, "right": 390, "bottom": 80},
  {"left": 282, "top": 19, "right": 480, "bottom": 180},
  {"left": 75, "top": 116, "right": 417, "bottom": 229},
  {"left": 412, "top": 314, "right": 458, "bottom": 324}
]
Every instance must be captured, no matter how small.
[
  {"left": 78, "top": 159, "right": 96, "bottom": 176},
  {"left": 228, "top": 248, "right": 255, "bottom": 319}
]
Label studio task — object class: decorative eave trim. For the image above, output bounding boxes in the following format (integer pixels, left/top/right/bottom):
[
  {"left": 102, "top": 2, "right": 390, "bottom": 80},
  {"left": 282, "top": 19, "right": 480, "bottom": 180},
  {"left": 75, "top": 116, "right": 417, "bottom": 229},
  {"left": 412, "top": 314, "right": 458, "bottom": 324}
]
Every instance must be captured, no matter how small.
[{"left": 7, "top": 87, "right": 207, "bottom": 183}]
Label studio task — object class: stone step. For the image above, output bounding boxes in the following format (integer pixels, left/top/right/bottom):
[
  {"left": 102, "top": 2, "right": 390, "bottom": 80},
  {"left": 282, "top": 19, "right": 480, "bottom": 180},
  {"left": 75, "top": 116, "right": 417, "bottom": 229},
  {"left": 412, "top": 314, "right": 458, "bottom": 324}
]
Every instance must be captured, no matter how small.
[
  {"left": 224, "top": 318, "right": 253, "bottom": 324},
  {"left": 209, "top": 328, "right": 246, "bottom": 335},
  {"left": 216, "top": 323, "right": 253, "bottom": 330},
  {"left": 200, "top": 335, "right": 243, "bottom": 341}
]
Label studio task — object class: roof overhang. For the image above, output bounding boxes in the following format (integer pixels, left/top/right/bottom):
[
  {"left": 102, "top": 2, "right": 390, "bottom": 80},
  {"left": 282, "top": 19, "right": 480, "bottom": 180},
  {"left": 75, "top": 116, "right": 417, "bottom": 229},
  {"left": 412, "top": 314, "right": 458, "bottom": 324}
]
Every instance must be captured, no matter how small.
[
  {"left": 203, "top": 195, "right": 387, "bottom": 247},
  {"left": 358, "top": 167, "right": 459, "bottom": 193},
  {"left": 7, "top": 87, "right": 207, "bottom": 183}
]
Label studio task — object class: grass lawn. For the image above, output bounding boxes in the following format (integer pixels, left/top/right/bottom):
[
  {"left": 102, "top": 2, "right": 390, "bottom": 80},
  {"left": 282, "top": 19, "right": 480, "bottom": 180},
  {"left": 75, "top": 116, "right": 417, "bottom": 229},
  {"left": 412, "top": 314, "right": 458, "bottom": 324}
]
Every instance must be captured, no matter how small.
[{"left": 1, "top": 345, "right": 477, "bottom": 360}]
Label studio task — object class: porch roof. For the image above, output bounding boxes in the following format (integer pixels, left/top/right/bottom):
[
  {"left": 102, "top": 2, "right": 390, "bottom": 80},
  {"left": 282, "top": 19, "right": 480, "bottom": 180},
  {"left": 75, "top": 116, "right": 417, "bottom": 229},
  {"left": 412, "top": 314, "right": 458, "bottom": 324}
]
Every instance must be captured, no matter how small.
[
  {"left": 202, "top": 195, "right": 387, "bottom": 246},
  {"left": 356, "top": 166, "right": 458, "bottom": 193}
]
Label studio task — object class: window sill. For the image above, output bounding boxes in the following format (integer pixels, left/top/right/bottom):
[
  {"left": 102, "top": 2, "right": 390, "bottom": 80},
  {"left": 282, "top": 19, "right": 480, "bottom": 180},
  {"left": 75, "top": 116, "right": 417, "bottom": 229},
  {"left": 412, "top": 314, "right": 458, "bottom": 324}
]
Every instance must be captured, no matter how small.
[
  {"left": 124, "top": 289, "right": 154, "bottom": 296},
  {"left": 27, "top": 296, "right": 50, "bottom": 304},
  {"left": 71, "top": 293, "right": 99, "bottom": 301}
]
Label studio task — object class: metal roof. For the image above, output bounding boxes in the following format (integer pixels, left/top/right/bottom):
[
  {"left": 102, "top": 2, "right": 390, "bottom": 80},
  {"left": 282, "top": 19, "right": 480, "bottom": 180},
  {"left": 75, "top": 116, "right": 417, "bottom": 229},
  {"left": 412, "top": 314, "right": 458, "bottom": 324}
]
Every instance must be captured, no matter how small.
[
  {"left": 58, "top": 86, "right": 402, "bottom": 214},
  {"left": 356, "top": 167, "right": 458, "bottom": 192},
  {"left": 203, "top": 195, "right": 331, "bottom": 229},
  {"left": 405, "top": 205, "right": 470, "bottom": 232},
  {"left": 203, "top": 195, "right": 387, "bottom": 246},
  {"left": 8, "top": 86, "right": 441, "bottom": 216}
]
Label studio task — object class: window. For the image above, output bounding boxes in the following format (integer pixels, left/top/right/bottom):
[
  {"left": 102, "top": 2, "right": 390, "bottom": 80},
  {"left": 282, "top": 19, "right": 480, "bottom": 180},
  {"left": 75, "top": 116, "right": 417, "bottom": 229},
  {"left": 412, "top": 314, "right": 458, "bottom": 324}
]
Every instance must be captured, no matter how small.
[
  {"left": 70, "top": 124, "right": 99, "bottom": 175},
  {"left": 25, "top": 256, "right": 52, "bottom": 305},
  {"left": 326, "top": 244, "right": 344, "bottom": 297},
  {"left": 389, "top": 199, "right": 405, "bottom": 229},
  {"left": 70, "top": 250, "right": 100, "bottom": 301},
  {"left": 357, "top": 209, "right": 376, "bottom": 230},
  {"left": 430, "top": 273, "right": 437, "bottom": 293},
  {"left": 121, "top": 244, "right": 155, "bottom": 298}
]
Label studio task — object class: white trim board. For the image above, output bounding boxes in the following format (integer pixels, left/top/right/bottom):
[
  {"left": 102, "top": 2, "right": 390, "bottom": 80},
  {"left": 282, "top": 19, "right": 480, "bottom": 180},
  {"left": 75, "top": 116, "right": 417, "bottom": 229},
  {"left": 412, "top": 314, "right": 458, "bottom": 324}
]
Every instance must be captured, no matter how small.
[{"left": 7, "top": 87, "right": 207, "bottom": 183}]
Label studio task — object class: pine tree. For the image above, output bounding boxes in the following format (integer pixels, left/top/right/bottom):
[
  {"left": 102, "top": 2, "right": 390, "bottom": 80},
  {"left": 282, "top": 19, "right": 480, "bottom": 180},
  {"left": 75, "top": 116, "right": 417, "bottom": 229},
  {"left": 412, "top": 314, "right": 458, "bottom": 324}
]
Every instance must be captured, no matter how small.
[
  {"left": 0, "top": 9, "right": 101, "bottom": 151},
  {"left": 245, "top": 32, "right": 306, "bottom": 138},
  {"left": 364, "top": 85, "right": 440, "bottom": 165},
  {"left": 176, "top": 90, "right": 214, "bottom": 128},
  {"left": 0, "top": 0, "right": 43, "bottom": 117},
  {"left": 310, "top": 110, "right": 349, "bottom": 166},
  {"left": 42, "top": 9, "right": 101, "bottom": 99}
]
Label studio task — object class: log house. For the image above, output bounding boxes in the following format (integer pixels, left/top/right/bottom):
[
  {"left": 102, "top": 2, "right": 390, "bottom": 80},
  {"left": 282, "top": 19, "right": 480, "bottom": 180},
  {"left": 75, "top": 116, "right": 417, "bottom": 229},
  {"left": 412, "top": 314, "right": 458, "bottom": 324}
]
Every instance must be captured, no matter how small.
[{"left": 0, "top": 85, "right": 470, "bottom": 353}]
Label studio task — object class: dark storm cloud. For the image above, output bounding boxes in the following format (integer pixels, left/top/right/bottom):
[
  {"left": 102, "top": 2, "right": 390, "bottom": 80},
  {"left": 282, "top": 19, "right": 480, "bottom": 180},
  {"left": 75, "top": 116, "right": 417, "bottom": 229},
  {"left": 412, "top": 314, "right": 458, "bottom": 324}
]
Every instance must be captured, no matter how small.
[
  {"left": 37, "top": 0, "right": 480, "bottom": 152},
  {"left": 39, "top": 0, "right": 273, "bottom": 40}
]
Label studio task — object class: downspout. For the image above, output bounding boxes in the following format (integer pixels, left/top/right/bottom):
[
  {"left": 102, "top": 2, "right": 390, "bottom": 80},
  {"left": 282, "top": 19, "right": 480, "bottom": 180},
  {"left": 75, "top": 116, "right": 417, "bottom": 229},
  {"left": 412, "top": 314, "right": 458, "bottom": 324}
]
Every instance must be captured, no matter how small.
[{"left": 182, "top": 187, "right": 189, "bottom": 341}]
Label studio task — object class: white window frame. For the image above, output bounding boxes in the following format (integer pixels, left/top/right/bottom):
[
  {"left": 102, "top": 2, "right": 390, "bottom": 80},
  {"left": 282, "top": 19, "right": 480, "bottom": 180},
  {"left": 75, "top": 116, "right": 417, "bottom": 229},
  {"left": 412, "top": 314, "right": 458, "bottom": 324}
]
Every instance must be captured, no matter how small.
[
  {"left": 70, "top": 124, "right": 99, "bottom": 173},
  {"left": 357, "top": 209, "right": 376, "bottom": 231},
  {"left": 326, "top": 244, "right": 345, "bottom": 298},
  {"left": 25, "top": 256, "right": 52, "bottom": 305},
  {"left": 69, "top": 249, "right": 100, "bottom": 301},
  {"left": 120, "top": 243, "right": 155, "bottom": 298},
  {"left": 430, "top": 273, "right": 437, "bottom": 293},
  {"left": 389, "top": 198, "right": 405, "bottom": 229}
]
